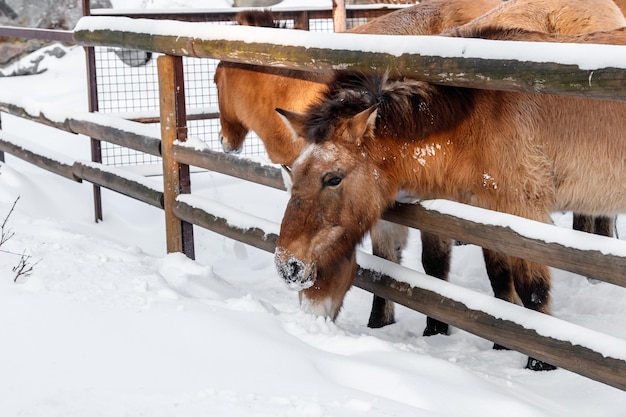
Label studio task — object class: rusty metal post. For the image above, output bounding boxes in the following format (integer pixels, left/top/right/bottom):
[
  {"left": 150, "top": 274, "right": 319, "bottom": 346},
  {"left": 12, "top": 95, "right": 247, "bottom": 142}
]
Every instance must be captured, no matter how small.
[
  {"left": 0, "top": 112, "right": 5, "bottom": 163},
  {"left": 157, "top": 55, "right": 195, "bottom": 259},
  {"left": 82, "top": 0, "right": 103, "bottom": 222}
]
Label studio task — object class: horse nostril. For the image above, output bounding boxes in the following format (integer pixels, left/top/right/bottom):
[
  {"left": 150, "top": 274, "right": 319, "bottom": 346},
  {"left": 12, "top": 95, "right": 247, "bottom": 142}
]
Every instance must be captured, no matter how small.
[{"left": 286, "top": 258, "right": 302, "bottom": 279}]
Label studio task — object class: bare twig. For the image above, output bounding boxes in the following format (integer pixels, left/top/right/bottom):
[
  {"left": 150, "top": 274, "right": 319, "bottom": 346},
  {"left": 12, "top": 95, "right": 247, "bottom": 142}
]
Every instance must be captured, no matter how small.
[
  {"left": 0, "top": 196, "right": 42, "bottom": 281},
  {"left": 13, "top": 251, "right": 41, "bottom": 282},
  {"left": 0, "top": 196, "right": 18, "bottom": 247}
]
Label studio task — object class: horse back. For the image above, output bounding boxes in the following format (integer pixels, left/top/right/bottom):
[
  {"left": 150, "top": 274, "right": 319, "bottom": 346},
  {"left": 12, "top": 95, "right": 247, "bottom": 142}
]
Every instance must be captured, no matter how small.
[
  {"left": 347, "top": 0, "right": 502, "bottom": 35},
  {"left": 449, "top": 0, "right": 626, "bottom": 35}
]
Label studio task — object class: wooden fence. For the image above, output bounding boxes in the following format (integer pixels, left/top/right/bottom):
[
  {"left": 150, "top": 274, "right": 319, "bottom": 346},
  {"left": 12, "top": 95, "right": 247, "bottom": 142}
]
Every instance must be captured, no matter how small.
[{"left": 1, "top": 13, "right": 626, "bottom": 391}]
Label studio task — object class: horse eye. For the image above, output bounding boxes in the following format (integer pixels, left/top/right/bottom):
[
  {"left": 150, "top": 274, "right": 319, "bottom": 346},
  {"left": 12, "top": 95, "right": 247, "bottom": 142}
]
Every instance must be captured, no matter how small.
[{"left": 322, "top": 174, "right": 343, "bottom": 188}]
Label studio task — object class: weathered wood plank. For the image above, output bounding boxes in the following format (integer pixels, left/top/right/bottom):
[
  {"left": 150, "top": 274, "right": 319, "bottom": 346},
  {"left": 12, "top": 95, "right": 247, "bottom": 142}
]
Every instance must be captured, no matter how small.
[
  {"left": 158, "top": 55, "right": 185, "bottom": 254},
  {"left": 73, "top": 18, "right": 626, "bottom": 101},
  {"left": 0, "top": 26, "right": 73, "bottom": 42},
  {"left": 383, "top": 203, "right": 626, "bottom": 288},
  {"left": 0, "top": 101, "right": 72, "bottom": 132},
  {"left": 72, "top": 162, "right": 163, "bottom": 208},
  {"left": 174, "top": 198, "right": 278, "bottom": 253},
  {"left": 0, "top": 132, "right": 80, "bottom": 182},
  {"left": 0, "top": 101, "right": 162, "bottom": 157},
  {"left": 173, "top": 143, "right": 286, "bottom": 190},
  {"left": 68, "top": 118, "right": 161, "bottom": 157}
]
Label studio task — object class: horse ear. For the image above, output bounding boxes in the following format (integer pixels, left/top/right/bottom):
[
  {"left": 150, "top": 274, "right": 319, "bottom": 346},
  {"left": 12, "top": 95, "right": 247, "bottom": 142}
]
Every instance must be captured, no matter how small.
[
  {"left": 348, "top": 105, "right": 377, "bottom": 141},
  {"left": 276, "top": 108, "right": 307, "bottom": 141}
]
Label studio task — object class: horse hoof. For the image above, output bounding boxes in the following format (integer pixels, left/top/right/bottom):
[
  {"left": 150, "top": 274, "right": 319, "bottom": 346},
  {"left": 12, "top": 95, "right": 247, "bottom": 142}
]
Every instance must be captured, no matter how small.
[
  {"left": 368, "top": 316, "right": 395, "bottom": 329},
  {"left": 526, "top": 357, "right": 557, "bottom": 371},
  {"left": 422, "top": 319, "right": 449, "bottom": 336},
  {"left": 367, "top": 295, "right": 395, "bottom": 328}
]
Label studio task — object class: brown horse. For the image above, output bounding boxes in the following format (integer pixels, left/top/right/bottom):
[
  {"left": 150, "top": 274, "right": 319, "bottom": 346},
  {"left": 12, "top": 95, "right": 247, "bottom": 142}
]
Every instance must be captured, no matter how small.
[
  {"left": 274, "top": 42, "right": 626, "bottom": 370},
  {"left": 217, "top": 0, "right": 623, "bottom": 330},
  {"left": 215, "top": 0, "right": 503, "bottom": 328}
]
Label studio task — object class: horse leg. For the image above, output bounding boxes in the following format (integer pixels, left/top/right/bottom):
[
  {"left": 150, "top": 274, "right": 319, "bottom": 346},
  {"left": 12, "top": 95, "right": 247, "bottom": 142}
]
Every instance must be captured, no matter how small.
[
  {"left": 421, "top": 231, "right": 453, "bottom": 336},
  {"left": 573, "top": 214, "right": 614, "bottom": 285},
  {"left": 482, "top": 249, "right": 518, "bottom": 351},
  {"left": 572, "top": 213, "right": 614, "bottom": 237},
  {"left": 484, "top": 251, "right": 556, "bottom": 371},
  {"left": 509, "top": 257, "right": 556, "bottom": 371},
  {"left": 572, "top": 213, "right": 594, "bottom": 234},
  {"left": 367, "top": 221, "right": 408, "bottom": 328},
  {"left": 593, "top": 216, "right": 614, "bottom": 238}
]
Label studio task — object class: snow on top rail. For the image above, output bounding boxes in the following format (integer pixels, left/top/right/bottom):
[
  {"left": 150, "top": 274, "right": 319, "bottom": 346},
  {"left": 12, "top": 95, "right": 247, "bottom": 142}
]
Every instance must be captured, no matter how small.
[{"left": 73, "top": 16, "right": 626, "bottom": 101}]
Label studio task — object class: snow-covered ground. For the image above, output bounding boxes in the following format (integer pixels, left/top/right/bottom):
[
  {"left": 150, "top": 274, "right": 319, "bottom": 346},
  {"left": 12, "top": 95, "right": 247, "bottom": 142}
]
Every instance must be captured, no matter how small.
[{"left": 1, "top": 9, "right": 626, "bottom": 417}]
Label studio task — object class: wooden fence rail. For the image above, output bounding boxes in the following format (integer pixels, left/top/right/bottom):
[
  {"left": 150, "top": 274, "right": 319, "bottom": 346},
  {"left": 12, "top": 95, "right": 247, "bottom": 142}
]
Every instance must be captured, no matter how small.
[
  {"left": 1, "top": 15, "right": 625, "bottom": 390},
  {"left": 73, "top": 16, "right": 626, "bottom": 101}
]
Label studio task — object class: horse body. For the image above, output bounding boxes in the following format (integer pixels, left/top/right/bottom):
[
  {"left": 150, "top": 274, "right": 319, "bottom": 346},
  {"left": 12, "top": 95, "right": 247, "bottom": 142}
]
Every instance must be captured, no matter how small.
[{"left": 275, "top": 69, "right": 626, "bottom": 368}]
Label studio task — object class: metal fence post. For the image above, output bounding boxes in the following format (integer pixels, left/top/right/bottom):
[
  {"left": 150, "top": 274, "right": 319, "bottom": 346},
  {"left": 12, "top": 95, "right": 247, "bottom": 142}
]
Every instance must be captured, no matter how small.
[
  {"left": 82, "top": 0, "right": 103, "bottom": 222},
  {"left": 0, "top": 113, "right": 5, "bottom": 163},
  {"left": 157, "top": 54, "right": 195, "bottom": 259}
]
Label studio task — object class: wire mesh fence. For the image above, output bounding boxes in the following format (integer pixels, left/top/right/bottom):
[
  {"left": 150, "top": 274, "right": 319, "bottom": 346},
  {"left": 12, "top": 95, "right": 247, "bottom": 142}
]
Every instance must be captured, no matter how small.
[{"left": 93, "top": 12, "right": 388, "bottom": 167}]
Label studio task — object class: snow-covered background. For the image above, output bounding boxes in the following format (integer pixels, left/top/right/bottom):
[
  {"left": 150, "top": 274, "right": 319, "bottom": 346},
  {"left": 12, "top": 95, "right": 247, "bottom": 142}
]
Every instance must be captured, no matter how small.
[{"left": 1, "top": 1, "right": 626, "bottom": 416}]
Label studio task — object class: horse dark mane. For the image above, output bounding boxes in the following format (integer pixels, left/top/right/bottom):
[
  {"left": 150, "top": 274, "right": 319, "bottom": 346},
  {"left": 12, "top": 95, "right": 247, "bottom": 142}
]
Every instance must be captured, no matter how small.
[{"left": 303, "top": 71, "right": 476, "bottom": 144}]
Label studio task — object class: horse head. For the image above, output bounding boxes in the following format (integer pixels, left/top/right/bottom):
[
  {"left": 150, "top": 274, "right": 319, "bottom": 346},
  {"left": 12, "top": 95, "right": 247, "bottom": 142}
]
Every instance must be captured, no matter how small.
[
  {"left": 273, "top": 71, "right": 474, "bottom": 290},
  {"left": 274, "top": 75, "right": 398, "bottom": 289}
]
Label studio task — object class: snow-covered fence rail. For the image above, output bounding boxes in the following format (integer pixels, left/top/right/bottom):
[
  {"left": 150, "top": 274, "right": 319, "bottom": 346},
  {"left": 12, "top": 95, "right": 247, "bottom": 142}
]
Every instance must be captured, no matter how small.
[
  {"left": 72, "top": 16, "right": 626, "bottom": 101},
  {"left": 0, "top": 102, "right": 163, "bottom": 208}
]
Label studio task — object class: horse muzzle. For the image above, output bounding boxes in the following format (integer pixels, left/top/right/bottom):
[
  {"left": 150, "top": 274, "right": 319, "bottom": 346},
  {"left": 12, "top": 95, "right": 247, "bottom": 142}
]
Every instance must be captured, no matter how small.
[
  {"left": 274, "top": 247, "right": 316, "bottom": 290},
  {"left": 219, "top": 132, "right": 242, "bottom": 154}
]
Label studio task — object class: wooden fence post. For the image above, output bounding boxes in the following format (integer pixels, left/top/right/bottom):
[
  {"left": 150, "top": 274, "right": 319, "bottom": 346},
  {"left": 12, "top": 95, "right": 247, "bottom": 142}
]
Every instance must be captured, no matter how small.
[
  {"left": 157, "top": 54, "right": 195, "bottom": 259},
  {"left": 332, "top": 0, "right": 347, "bottom": 32}
]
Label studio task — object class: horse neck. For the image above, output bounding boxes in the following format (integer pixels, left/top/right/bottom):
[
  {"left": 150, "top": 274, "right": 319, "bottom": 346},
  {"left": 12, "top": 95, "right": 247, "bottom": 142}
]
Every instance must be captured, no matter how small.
[{"left": 364, "top": 131, "right": 460, "bottom": 202}]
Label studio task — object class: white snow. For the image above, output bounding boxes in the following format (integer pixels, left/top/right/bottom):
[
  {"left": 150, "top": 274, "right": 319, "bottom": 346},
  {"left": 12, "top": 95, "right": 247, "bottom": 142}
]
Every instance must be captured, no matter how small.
[{"left": 1, "top": 5, "right": 626, "bottom": 416}]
